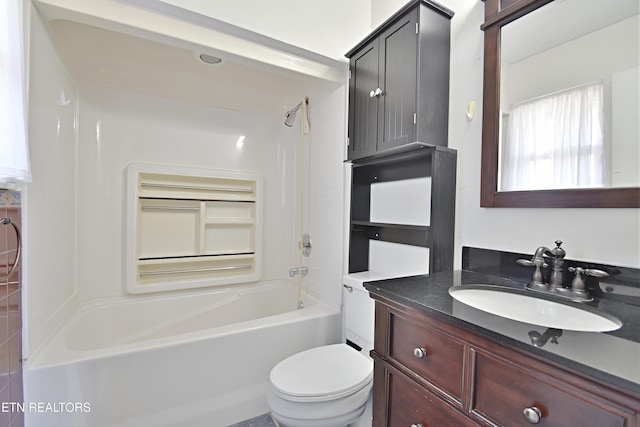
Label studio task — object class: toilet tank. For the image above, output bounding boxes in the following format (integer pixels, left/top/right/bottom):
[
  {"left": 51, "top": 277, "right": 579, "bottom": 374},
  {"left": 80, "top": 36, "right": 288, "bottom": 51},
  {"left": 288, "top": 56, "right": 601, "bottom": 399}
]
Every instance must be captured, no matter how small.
[{"left": 343, "top": 273, "right": 391, "bottom": 355}]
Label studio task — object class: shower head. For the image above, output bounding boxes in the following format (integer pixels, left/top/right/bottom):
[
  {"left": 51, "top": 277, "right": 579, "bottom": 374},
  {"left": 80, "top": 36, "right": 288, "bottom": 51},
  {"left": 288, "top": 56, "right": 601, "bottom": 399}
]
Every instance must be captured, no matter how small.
[
  {"left": 284, "top": 97, "right": 310, "bottom": 134},
  {"left": 284, "top": 103, "right": 301, "bottom": 127}
]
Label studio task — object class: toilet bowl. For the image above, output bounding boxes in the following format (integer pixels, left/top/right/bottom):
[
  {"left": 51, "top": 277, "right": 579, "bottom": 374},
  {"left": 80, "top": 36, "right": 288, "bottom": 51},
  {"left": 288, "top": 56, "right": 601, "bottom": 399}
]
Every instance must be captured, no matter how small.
[{"left": 267, "top": 343, "right": 373, "bottom": 427}]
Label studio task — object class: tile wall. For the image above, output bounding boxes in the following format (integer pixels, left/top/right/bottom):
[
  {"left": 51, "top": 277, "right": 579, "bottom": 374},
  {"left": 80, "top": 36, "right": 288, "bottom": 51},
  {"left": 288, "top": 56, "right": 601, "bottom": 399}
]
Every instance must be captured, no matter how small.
[{"left": 0, "top": 190, "right": 23, "bottom": 427}]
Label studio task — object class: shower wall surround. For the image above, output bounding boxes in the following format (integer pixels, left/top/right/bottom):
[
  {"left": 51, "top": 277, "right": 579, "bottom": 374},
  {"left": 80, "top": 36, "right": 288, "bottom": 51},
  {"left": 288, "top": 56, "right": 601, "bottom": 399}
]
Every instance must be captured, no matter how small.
[
  {"left": 76, "top": 86, "right": 301, "bottom": 300},
  {"left": 0, "top": 190, "right": 23, "bottom": 427},
  {"left": 25, "top": 4, "right": 347, "bottom": 362},
  {"left": 25, "top": 4, "right": 80, "bottom": 360}
]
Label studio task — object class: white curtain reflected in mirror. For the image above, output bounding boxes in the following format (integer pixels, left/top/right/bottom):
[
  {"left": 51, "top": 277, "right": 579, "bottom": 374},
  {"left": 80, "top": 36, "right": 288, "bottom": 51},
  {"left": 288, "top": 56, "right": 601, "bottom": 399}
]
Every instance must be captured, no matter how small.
[
  {"left": 500, "top": 82, "right": 605, "bottom": 191},
  {"left": 498, "top": 0, "right": 639, "bottom": 192}
]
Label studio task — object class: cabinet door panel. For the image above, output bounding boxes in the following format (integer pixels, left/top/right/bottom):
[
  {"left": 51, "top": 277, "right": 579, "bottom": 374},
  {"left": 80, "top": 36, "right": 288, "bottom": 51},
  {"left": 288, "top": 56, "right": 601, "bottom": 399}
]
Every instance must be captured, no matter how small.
[
  {"left": 387, "top": 366, "right": 476, "bottom": 427},
  {"left": 348, "top": 41, "right": 379, "bottom": 160},
  {"left": 378, "top": 12, "right": 418, "bottom": 151},
  {"left": 473, "top": 350, "right": 631, "bottom": 427}
]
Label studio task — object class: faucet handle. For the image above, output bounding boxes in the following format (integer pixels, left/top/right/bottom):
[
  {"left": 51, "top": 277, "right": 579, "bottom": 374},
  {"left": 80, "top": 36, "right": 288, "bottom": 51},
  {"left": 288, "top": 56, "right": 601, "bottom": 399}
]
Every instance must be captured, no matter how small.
[
  {"left": 567, "top": 267, "right": 602, "bottom": 302},
  {"left": 518, "top": 258, "right": 547, "bottom": 287},
  {"left": 517, "top": 258, "right": 548, "bottom": 268},
  {"left": 568, "top": 267, "right": 609, "bottom": 278},
  {"left": 584, "top": 268, "right": 609, "bottom": 278}
]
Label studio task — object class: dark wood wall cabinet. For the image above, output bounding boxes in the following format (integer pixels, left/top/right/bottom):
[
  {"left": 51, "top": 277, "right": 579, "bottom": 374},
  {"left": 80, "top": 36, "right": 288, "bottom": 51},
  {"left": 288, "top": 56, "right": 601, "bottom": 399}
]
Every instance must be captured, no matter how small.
[
  {"left": 346, "top": 0, "right": 454, "bottom": 161},
  {"left": 346, "top": 0, "right": 457, "bottom": 275},
  {"left": 370, "top": 294, "right": 640, "bottom": 426}
]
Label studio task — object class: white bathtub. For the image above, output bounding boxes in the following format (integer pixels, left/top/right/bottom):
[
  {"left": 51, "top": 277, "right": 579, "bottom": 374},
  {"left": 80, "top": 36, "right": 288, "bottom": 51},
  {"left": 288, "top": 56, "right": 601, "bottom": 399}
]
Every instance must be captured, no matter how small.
[{"left": 24, "top": 280, "right": 341, "bottom": 427}]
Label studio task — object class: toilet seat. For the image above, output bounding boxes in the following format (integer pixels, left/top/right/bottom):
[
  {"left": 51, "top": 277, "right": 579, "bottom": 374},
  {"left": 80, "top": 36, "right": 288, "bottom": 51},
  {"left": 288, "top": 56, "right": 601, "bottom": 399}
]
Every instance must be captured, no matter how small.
[{"left": 269, "top": 344, "right": 373, "bottom": 402}]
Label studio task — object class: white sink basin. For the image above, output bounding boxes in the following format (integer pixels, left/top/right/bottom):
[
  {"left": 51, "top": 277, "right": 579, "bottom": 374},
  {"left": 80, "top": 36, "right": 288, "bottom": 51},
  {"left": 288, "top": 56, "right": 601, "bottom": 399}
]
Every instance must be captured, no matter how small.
[{"left": 448, "top": 285, "right": 622, "bottom": 332}]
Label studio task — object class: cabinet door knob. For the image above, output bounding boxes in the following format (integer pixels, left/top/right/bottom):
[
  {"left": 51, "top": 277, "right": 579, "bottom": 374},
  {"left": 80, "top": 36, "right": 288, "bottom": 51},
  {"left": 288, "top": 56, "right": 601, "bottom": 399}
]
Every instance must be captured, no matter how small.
[
  {"left": 369, "top": 88, "right": 383, "bottom": 98},
  {"left": 522, "top": 406, "right": 542, "bottom": 424},
  {"left": 413, "top": 347, "right": 427, "bottom": 359}
]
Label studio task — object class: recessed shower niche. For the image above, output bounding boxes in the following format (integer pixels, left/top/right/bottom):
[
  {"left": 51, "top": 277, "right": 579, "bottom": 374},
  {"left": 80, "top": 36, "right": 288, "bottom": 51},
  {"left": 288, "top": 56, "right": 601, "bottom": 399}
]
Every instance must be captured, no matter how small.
[{"left": 126, "top": 163, "right": 263, "bottom": 294}]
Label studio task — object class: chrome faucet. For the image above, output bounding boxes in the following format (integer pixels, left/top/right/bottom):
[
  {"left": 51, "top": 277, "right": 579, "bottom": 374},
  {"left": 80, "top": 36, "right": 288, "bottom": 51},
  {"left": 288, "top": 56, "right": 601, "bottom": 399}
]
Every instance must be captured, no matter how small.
[
  {"left": 289, "top": 266, "right": 308, "bottom": 277},
  {"left": 517, "top": 241, "right": 607, "bottom": 302},
  {"left": 547, "top": 240, "right": 566, "bottom": 289}
]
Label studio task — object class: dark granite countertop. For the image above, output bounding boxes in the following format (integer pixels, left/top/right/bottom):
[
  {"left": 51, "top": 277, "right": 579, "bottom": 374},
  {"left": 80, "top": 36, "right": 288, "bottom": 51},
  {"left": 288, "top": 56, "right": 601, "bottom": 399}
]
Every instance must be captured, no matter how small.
[{"left": 364, "top": 269, "right": 640, "bottom": 397}]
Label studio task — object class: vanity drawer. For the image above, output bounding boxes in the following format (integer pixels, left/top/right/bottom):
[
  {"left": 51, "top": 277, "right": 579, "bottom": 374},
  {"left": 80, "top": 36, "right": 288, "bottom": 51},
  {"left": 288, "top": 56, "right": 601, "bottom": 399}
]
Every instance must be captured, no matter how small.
[
  {"left": 472, "top": 350, "right": 631, "bottom": 427},
  {"left": 386, "top": 366, "right": 476, "bottom": 427},
  {"left": 389, "top": 312, "right": 465, "bottom": 400}
]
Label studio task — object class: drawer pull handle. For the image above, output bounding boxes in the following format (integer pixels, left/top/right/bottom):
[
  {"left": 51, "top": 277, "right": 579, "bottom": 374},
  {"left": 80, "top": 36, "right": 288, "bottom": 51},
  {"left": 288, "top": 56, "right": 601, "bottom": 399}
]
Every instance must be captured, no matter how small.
[
  {"left": 523, "top": 406, "right": 542, "bottom": 424},
  {"left": 413, "top": 347, "right": 427, "bottom": 359}
]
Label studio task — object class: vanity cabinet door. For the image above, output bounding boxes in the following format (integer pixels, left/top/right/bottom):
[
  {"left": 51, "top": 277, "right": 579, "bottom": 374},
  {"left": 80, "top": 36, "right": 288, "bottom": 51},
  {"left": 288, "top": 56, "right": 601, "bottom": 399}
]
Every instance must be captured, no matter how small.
[
  {"left": 373, "top": 357, "right": 477, "bottom": 427},
  {"left": 472, "top": 349, "right": 633, "bottom": 427}
]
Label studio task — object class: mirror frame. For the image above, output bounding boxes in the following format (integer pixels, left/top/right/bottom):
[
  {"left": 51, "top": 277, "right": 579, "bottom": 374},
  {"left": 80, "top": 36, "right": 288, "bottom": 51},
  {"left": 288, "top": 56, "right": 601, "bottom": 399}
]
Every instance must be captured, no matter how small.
[{"left": 480, "top": 0, "right": 640, "bottom": 208}]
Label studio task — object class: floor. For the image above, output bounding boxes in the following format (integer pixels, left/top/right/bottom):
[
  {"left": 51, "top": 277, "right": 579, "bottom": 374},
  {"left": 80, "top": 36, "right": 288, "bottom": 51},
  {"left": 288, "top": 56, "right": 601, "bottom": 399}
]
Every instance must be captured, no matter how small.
[{"left": 229, "top": 413, "right": 277, "bottom": 427}]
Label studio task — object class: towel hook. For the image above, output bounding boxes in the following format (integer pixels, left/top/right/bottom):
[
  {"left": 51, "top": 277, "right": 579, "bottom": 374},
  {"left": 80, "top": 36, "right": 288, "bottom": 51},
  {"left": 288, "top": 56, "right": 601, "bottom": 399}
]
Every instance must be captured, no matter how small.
[{"left": 0, "top": 217, "right": 21, "bottom": 280}]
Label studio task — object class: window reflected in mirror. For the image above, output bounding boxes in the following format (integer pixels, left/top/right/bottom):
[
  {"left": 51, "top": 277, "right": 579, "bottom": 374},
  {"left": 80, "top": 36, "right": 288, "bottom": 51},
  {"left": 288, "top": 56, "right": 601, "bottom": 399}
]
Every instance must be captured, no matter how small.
[{"left": 498, "top": 0, "right": 639, "bottom": 192}]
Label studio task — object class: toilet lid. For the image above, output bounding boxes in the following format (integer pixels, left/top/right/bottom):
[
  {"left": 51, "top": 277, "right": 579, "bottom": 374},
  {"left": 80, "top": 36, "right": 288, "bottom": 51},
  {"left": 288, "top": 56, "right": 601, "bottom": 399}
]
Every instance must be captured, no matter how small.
[{"left": 270, "top": 344, "right": 373, "bottom": 401}]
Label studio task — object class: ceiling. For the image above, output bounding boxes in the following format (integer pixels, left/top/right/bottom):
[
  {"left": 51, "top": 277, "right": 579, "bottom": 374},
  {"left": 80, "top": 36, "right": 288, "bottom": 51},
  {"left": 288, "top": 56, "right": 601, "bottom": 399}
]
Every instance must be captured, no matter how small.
[
  {"left": 34, "top": 0, "right": 347, "bottom": 115},
  {"left": 502, "top": 0, "right": 639, "bottom": 64}
]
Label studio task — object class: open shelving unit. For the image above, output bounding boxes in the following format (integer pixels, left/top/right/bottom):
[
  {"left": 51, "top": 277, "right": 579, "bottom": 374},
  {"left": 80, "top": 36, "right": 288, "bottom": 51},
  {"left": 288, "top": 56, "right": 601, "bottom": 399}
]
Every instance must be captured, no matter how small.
[{"left": 348, "top": 143, "right": 457, "bottom": 274}]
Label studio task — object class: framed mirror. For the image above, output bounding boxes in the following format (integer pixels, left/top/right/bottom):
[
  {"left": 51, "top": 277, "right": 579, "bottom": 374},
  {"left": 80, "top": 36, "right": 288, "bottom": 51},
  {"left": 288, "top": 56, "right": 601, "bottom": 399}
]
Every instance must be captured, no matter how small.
[{"left": 480, "top": 0, "right": 640, "bottom": 207}]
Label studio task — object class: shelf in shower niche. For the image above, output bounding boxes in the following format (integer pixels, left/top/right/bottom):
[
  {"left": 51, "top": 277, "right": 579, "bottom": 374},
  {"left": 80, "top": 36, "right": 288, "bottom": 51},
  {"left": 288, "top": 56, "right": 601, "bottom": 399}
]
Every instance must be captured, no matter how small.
[
  {"left": 127, "top": 163, "right": 263, "bottom": 294},
  {"left": 138, "top": 173, "right": 257, "bottom": 202},
  {"left": 350, "top": 221, "right": 430, "bottom": 247},
  {"left": 203, "top": 219, "right": 256, "bottom": 224},
  {"left": 137, "top": 254, "right": 256, "bottom": 280}
]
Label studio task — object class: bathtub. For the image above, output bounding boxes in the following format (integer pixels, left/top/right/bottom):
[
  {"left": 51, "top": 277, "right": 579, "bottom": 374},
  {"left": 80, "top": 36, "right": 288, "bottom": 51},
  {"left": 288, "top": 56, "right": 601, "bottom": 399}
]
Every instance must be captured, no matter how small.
[{"left": 24, "top": 280, "right": 341, "bottom": 427}]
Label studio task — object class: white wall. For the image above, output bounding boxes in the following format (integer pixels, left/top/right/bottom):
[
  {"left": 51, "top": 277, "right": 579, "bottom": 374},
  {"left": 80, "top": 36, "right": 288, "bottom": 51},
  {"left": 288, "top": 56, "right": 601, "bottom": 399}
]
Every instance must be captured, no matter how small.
[
  {"left": 158, "top": 0, "right": 371, "bottom": 60},
  {"left": 305, "top": 87, "right": 348, "bottom": 306},
  {"left": 372, "top": 0, "right": 640, "bottom": 268}
]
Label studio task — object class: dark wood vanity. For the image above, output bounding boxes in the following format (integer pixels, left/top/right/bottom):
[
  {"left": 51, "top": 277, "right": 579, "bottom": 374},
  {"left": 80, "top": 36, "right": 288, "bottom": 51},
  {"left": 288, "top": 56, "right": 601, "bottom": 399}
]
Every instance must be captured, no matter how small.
[{"left": 369, "top": 291, "right": 640, "bottom": 426}]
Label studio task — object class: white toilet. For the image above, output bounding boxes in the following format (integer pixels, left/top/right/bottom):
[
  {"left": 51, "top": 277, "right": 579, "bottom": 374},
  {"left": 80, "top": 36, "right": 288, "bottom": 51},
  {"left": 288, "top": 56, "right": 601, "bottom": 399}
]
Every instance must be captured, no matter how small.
[{"left": 267, "top": 275, "right": 376, "bottom": 427}]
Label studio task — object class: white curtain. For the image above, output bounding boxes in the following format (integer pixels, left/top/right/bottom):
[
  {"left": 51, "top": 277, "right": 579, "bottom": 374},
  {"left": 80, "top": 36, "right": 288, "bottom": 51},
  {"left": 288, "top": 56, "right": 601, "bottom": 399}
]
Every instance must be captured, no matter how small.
[
  {"left": 0, "top": 0, "right": 31, "bottom": 183},
  {"left": 500, "top": 82, "right": 605, "bottom": 191}
]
